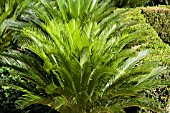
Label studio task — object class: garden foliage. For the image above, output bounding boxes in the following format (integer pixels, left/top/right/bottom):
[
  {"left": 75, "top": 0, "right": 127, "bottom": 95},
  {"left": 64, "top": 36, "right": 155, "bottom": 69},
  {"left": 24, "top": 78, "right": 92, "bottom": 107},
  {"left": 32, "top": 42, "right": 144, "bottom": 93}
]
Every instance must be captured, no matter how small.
[
  {"left": 121, "top": 7, "right": 170, "bottom": 66},
  {"left": 0, "top": 68, "right": 22, "bottom": 113},
  {"left": 0, "top": 0, "right": 169, "bottom": 113},
  {"left": 0, "top": 0, "right": 33, "bottom": 52},
  {"left": 120, "top": 7, "right": 170, "bottom": 111},
  {"left": 142, "top": 6, "right": 170, "bottom": 44}
]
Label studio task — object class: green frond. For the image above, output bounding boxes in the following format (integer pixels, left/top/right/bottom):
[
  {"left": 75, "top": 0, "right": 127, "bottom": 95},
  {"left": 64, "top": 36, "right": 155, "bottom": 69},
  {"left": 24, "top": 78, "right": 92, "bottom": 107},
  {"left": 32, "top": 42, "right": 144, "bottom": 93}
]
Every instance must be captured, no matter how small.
[
  {"left": 87, "top": 65, "right": 114, "bottom": 96},
  {"left": 132, "top": 66, "right": 166, "bottom": 85},
  {"left": 0, "top": 79, "right": 33, "bottom": 94},
  {"left": 53, "top": 96, "right": 68, "bottom": 110},
  {"left": 0, "top": 0, "right": 15, "bottom": 24},
  {"left": 84, "top": 0, "right": 92, "bottom": 14},
  {"left": 92, "top": 106, "right": 125, "bottom": 113},
  {"left": 130, "top": 61, "right": 159, "bottom": 75},
  {"left": 118, "top": 50, "right": 148, "bottom": 74},
  {"left": 56, "top": 0, "right": 68, "bottom": 21},
  {"left": 15, "top": 94, "right": 44, "bottom": 110},
  {"left": 103, "top": 50, "right": 148, "bottom": 93},
  {"left": 121, "top": 94, "right": 165, "bottom": 112}
]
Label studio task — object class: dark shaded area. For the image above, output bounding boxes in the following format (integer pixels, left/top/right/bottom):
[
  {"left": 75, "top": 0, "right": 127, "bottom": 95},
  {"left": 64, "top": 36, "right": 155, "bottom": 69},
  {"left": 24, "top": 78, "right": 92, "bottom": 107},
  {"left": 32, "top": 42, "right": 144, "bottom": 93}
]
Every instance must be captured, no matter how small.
[
  {"left": 148, "top": 0, "right": 169, "bottom": 6},
  {"left": 0, "top": 68, "right": 58, "bottom": 113},
  {"left": 24, "top": 104, "right": 58, "bottom": 113},
  {"left": 124, "top": 106, "right": 140, "bottom": 113},
  {"left": 0, "top": 87, "right": 22, "bottom": 113}
]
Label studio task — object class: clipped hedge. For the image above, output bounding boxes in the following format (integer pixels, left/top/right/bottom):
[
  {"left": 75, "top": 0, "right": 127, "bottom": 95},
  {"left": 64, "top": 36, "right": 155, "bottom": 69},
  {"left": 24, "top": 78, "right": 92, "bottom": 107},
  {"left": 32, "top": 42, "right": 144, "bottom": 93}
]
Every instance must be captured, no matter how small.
[
  {"left": 142, "top": 6, "right": 170, "bottom": 44},
  {"left": 116, "top": 8, "right": 170, "bottom": 111},
  {"left": 117, "top": 7, "right": 170, "bottom": 66}
]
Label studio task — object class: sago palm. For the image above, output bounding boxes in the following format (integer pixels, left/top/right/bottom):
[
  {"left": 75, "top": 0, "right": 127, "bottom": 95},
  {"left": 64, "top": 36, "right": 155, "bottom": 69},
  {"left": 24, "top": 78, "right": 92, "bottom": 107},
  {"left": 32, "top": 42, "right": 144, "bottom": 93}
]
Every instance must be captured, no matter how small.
[
  {"left": 0, "top": 0, "right": 16, "bottom": 51},
  {"left": 0, "top": 0, "right": 168, "bottom": 112},
  {"left": 0, "top": 0, "right": 36, "bottom": 52}
]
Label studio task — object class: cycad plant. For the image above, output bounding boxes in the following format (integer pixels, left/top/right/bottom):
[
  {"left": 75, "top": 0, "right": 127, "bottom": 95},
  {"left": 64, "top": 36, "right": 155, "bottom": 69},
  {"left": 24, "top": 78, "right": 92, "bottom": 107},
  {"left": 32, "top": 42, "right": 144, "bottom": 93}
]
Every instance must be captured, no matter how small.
[
  {"left": 0, "top": 0, "right": 167, "bottom": 112},
  {"left": 0, "top": 0, "right": 16, "bottom": 51},
  {"left": 0, "top": 0, "right": 34, "bottom": 52}
]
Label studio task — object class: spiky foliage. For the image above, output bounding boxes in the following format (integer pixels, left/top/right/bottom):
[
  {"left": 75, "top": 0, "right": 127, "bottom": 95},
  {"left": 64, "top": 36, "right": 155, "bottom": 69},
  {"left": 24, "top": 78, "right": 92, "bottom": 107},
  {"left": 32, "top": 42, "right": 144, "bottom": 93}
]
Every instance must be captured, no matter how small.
[
  {"left": 0, "top": 0, "right": 167, "bottom": 112},
  {"left": 0, "top": 1, "right": 33, "bottom": 112},
  {"left": 0, "top": 0, "right": 36, "bottom": 52},
  {"left": 0, "top": 0, "right": 15, "bottom": 51}
]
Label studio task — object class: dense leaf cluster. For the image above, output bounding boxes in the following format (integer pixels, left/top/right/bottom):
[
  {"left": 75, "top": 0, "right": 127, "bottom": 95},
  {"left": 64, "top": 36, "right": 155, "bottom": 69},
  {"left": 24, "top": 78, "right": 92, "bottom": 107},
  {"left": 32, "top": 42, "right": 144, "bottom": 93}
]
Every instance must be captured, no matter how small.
[
  {"left": 120, "top": 7, "right": 170, "bottom": 112},
  {"left": 142, "top": 7, "right": 170, "bottom": 44},
  {"left": 0, "top": 0, "right": 169, "bottom": 113}
]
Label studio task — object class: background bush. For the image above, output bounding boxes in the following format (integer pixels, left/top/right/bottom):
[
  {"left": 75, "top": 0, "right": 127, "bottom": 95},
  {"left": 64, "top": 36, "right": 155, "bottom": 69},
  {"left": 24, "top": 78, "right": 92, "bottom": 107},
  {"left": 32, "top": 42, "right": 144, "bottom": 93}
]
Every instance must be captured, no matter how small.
[
  {"left": 0, "top": 68, "right": 57, "bottom": 113},
  {"left": 120, "top": 7, "right": 170, "bottom": 66},
  {"left": 118, "top": 7, "right": 170, "bottom": 112},
  {"left": 142, "top": 6, "right": 170, "bottom": 44},
  {"left": 0, "top": 68, "right": 22, "bottom": 113}
]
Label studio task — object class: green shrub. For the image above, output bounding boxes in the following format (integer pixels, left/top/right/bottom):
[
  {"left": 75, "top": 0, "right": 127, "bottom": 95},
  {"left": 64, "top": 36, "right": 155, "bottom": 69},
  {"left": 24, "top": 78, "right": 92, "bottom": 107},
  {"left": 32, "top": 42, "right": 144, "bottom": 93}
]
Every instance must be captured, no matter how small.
[
  {"left": 142, "top": 7, "right": 170, "bottom": 44},
  {"left": 119, "top": 7, "right": 170, "bottom": 66},
  {"left": 119, "top": 7, "right": 170, "bottom": 112},
  {"left": 0, "top": 67, "right": 22, "bottom": 113}
]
